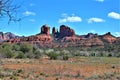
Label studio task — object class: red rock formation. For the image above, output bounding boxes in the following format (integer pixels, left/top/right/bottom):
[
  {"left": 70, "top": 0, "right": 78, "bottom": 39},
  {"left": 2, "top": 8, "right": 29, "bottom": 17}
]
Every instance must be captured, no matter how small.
[
  {"left": 103, "top": 32, "right": 116, "bottom": 43},
  {"left": 41, "top": 24, "right": 50, "bottom": 35},
  {"left": 6, "top": 38, "right": 20, "bottom": 43},
  {"left": 7, "top": 34, "right": 53, "bottom": 47},
  {"left": 0, "top": 32, "right": 5, "bottom": 41},
  {"left": 81, "top": 38, "right": 104, "bottom": 47},
  {"left": 85, "top": 33, "right": 98, "bottom": 38},
  {"left": 59, "top": 36, "right": 104, "bottom": 48},
  {"left": 3, "top": 25, "right": 118, "bottom": 48},
  {"left": 59, "top": 25, "right": 75, "bottom": 38},
  {"left": 61, "top": 36, "right": 81, "bottom": 43},
  {"left": 52, "top": 27, "right": 58, "bottom": 34}
]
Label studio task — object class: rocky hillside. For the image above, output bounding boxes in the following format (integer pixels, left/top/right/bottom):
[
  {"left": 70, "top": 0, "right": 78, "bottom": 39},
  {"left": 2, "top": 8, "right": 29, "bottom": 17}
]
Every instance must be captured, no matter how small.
[
  {"left": 0, "top": 32, "right": 20, "bottom": 42},
  {"left": 2, "top": 24, "right": 120, "bottom": 48}
]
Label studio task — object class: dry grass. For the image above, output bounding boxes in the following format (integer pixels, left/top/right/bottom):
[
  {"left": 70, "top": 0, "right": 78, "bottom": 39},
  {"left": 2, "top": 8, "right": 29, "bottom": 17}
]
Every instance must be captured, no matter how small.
[{"left": 0, "top": 57, "right": 120, "bottom": 80}]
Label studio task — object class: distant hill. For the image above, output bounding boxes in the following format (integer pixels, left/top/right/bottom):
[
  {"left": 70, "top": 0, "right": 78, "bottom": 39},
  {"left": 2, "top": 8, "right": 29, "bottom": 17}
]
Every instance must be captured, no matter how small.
[{"left": 0, "top": 32, "right": 22, "bottom": 42}]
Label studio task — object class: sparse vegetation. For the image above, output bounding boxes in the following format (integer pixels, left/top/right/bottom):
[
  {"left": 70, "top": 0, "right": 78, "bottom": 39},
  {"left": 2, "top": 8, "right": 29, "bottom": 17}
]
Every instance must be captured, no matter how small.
[
  {"left": 0, "top": 57, "right": 119, "bottom": 80},
  {"left": 0, "top": 41, "right": 120, "bottom": 79},
  {"left": 0, "top": 42, "right": 120, "bottom": 60}
]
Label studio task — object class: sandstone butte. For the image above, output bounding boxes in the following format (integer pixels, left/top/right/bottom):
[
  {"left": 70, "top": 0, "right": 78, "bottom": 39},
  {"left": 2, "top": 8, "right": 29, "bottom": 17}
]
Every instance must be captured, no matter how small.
[{"left": 3, "top": 24, "right": 120, "bottom": 48}]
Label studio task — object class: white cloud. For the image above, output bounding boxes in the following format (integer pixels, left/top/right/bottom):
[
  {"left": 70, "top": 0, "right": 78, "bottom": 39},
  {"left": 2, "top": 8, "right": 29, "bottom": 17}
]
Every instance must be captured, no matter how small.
[
  {"left": 115, "top": 32, "right": 120, "bottom": 37},
  {"left": 23, "top": 11, "right": 36, "bottom": 16},
  {"left": 95, "top": 0, "right": 104, "bottom": 2},
  {"left": 88, "top": 17, "right": 105, "bottom": 23},
  {"left": 59, "top": 19, "right": 67, "bottom": 23},
  {"left": 29, "top": 19, "right": 36, "bottom": 22},
  {"left": 108, "top": 12, "right": 120, "bottom": 19},
  {"left": 67, "top": 16, "right": 82, "bottom": 22},
  {"left": 58, "top": 14, "right": 82, "bottom": 23}
]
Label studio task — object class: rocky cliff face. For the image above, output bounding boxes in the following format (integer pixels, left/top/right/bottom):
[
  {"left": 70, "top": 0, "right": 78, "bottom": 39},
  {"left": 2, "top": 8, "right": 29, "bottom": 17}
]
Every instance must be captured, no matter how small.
[
  {"left": 6, "top": 25, "right": 53, "bottom": 47},
  {"left": 41, "top": 24, "right": 50, "bottom": 35},
  {"left": 0, "top": 32, "right": 5, "bottom": 42},
  {"left": 59, "top": 36, "right": 104, "bottom": 48},
  {"left": 59, "top": 25, "right": 75, "bottom": 38},
  {"left": 52, "top": 27, "right": 58, "bottom": 34},
  {"left": 7, "top": 34, "right": 53, "bottom": 47},
  {"left": 0, "top": 32, "right": 18, "bottom": 42},
  {"left": 84, "top": 33, "right": 98, "bottom": 38}
]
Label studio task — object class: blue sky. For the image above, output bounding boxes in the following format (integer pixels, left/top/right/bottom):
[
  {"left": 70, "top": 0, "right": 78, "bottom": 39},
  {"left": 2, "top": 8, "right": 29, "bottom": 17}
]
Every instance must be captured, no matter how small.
[{"left": 0, "top": 0, "right": 120, "bottom": 37}]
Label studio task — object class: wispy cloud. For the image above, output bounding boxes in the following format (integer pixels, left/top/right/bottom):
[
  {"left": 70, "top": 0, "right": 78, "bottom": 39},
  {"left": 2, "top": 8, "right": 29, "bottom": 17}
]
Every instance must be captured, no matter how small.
[
  {"left": 94, "top": 0, "right": 104, "bottom": 2},
  {"left": 88, "top": 17, "right": 105, "bottom": 23},
  {"left": 115, "top": 32, "right": 120, "bottom": 37},
  {"left": 29, "top": 19, "right": 36, "bottom": 22},
  {"left": 108, "top": 12, "right": 120, "bottom": 20},
  {"left": 59, "top": 14, "right": 82, "bottom": 23},
  {"left": 23, "top": 11, "right": 36, "bottom": 16}
]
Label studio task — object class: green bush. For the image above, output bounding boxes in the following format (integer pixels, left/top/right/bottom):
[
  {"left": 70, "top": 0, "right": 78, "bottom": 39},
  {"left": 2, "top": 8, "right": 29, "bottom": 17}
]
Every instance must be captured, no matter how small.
[
  {"left": 26, "top": 53, "right": 34, "bottom": 59},
  {"left": 16, "top": 51, "right": 26, "bottom": 59},
  {"left": 74, "top": 52, "right": 80, "bottom": 56},
  {"left": 20, "top": 43, "right": 33, "bottom": 53},
  {"left": 0, "top": 46, "right": 4, "bottom": 58},
  {"left": 47, "top": 52, "right": 58, "bottom": 60},
  {"left": 2, "top": 43, "right": 12, "bottom": 49},
  {"left": 12, "top": 44, "right": 20, "bottom": 51},
  {"left": 107, "top": 53, "right": 112, "bottom": 57},
  {"left": 34, "top": 50, "right": 42, "bottom": 59},
  {"left": 3, "top": 47, "right": 15, "bottom": 58},
  {"left": 91, "top": 52, "right": 96, "bottom": 57}
]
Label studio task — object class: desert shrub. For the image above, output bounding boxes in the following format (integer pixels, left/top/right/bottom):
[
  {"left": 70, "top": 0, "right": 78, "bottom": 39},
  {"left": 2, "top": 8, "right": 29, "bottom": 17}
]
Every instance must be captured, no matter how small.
[
  {"left": 20, "top": 43, "right": 33, "bottom": 53},
  {"left": 91, "top": 52, "right": 96, "bottom": 57},
  {"left": 16, "top": 51, "right": 26, "bottom": 59},
  {"left": 47, "top": 52, "right": 58, "bottom": 60},
  {"left": 3, "top": 47, "right": 15, "bottom": 58},
  {"left": 45, "top": 49, "right": 54, "bottom": 54},
  {"left": 63, "top": 55, "right": 69, "bottom": 60},
  {"left": 25, "top": 52, "right": 34, "bottom": 59},
  {"left": 0, "top": 71, "right": 13, "bottom": 78},
  {"left": 17, "top": 69, "right": 23, "bottom": 73},
  {"left": 107, "top": 53, "right": 112, "bottom": 57},
  {"left": 10, "top": 76, "right": 18, "bottom": 80},
  {"left": 2, "top": 43, "right": 12, "bottom": 49},
  {"left": 0, "top": 43, "right": 16, "bottom": 58},
  {"left": 74, "top": 52, "right": 81, "bottom": 56},
  {"left": 80, "top": 51, "right": 90, "bottom": 57},
  {"left": 12, "top": 44, "right": 20, "bottom": 51},
  {"left": 59, "top": 52, "right": 65, "bottom": 56},
  {"left": 116, "top": 52, "right": 120, "bottom": 57},
  {"left": 34, "top": 49, "right": 42, "bottom": 59},
  {"left": 0, "top": 46, "right": 4, "bottom": 58}
]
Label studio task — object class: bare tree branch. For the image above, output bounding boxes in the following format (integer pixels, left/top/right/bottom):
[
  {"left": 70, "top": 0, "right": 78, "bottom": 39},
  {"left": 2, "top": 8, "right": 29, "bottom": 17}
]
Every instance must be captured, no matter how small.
[{"left": 0, "top": 0, "right": 21, "bottom": 24}]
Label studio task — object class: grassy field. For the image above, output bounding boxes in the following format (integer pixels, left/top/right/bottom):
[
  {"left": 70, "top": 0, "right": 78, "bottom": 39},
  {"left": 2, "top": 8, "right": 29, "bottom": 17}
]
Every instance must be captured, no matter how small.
[{"left": 0, "top": 57, "right": 120, "bottom": 80}]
